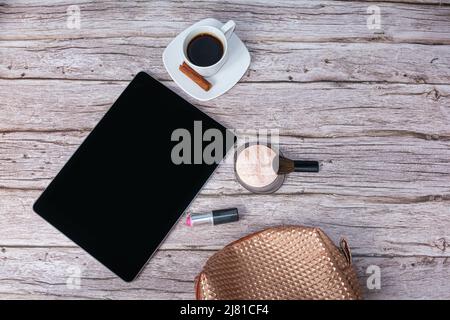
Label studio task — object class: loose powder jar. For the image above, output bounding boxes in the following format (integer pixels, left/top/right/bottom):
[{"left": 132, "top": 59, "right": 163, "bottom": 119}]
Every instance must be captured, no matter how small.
[{"left": 234, "top": 143, "right": 285, "bottom": 194}]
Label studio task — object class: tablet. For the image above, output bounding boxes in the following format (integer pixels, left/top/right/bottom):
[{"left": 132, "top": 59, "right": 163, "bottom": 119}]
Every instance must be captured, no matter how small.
[{"left": 33, "top": 72, "right": 234, "bottom": 281}]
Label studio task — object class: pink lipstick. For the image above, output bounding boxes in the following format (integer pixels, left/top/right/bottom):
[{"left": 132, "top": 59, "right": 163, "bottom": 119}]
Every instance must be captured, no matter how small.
[{"left": 186, "top": 208, "right": 239, "bottom": 227}]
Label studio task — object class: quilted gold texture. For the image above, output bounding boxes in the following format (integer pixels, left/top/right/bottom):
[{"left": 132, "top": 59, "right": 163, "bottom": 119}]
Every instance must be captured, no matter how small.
[{"left": 195, "top": 226, "right": 362, "bottom": 300}]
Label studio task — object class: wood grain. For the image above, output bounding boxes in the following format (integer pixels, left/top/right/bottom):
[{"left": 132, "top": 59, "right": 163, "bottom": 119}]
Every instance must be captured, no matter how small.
[
  {"left": 2, "top": 131, "right": 450, "bottom": 197},
  {"left": 2, "top": 187, "right": 450, "bottom": 256},
  {"left": 1, "top": 0, "right": 450, "bottom": 44},
  {"left": 1, "top": 80, "right": 450, "bottom": 134},
  {"left": 2, "top": 39, "right": 450, "bottom": 84},
  {"left": 1, "top": 247, "right": 450, "bottom": 300},
  {"left": 1, "top": 0, "right": 450, "bottom": 299}
]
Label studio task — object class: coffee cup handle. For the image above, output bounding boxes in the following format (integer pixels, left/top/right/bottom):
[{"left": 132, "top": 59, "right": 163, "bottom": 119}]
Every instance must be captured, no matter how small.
[{"left": 221, "top": 20, "right": 236, "bottom": 40}]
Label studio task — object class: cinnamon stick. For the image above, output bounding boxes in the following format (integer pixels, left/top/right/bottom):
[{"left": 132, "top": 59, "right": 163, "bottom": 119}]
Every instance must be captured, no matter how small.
[{"left": 179, "top": 62, "right": 212, "bottom": 91}]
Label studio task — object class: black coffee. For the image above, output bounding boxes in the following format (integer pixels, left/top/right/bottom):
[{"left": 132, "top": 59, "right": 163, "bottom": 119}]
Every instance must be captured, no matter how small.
[{"left": 187, "top": 33, "right": 224, "bottom": 67}]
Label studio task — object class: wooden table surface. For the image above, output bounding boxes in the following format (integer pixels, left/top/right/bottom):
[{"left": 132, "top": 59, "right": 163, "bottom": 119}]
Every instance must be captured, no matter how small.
[{"left": 1, "top": 0, "right": 450, "bottom": 300}]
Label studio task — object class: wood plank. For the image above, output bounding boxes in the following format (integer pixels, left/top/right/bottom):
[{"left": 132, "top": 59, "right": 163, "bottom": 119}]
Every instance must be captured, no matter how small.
[
  {"left": 0, "top": 247, "right": 201, "bottom": 299},
  {"left": 1, "top": 0, "right": 449, "bottom": 44},
  {"left": 1, "top": 80, "right": 450, "bottom": 134},
  {"left": 360, "top": 0, "right": 450, "bottom": 3},
  {"left": 2, "top": 130, "right": 450, "bottom": 197},
  {"left": 2, "top": 39, "right": 450, "bottom": 84},
  {"left": 352, "top": 256, "right": 450, "bottom": 299},
  {"left": 361, "top": 0, "right": 450, "bottom": 4},
  {"left": 1, "top": 247, "right": 449, "bottom": 299},
  {"left": 2, "top": 186, "right": 450, "bottom": 256}
]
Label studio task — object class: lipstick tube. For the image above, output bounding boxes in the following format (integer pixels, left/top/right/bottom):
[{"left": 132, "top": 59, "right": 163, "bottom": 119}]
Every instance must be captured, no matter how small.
[{"left": 186, "top": 208, "right": 239, "bottom": 227}]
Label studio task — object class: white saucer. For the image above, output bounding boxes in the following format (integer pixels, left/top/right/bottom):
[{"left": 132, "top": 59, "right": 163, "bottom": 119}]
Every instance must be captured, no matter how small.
[{"left": 163, "top": 18, "right": 251, "bottom": 101}]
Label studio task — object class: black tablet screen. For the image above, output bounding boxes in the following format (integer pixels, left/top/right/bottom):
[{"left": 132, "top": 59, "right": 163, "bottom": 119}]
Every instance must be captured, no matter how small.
[{"left": 33, "top": 72, "right": 233, "bottom": 281}]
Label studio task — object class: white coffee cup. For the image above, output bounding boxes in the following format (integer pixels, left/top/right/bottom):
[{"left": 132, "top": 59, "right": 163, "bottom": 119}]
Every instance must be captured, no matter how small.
[{"left": 182, "top": 20, "right": 236, "bottom": 77}]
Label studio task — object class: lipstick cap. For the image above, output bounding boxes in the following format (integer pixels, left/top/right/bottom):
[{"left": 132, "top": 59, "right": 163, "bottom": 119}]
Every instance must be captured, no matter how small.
[{"left": 212, "top": 208, "right": 239, "bottom": 225}]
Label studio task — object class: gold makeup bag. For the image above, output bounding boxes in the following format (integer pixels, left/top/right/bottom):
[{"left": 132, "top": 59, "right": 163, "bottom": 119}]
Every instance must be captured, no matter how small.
[{"left": 195, "top": 226, "right": 362, "bottom": 300}]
